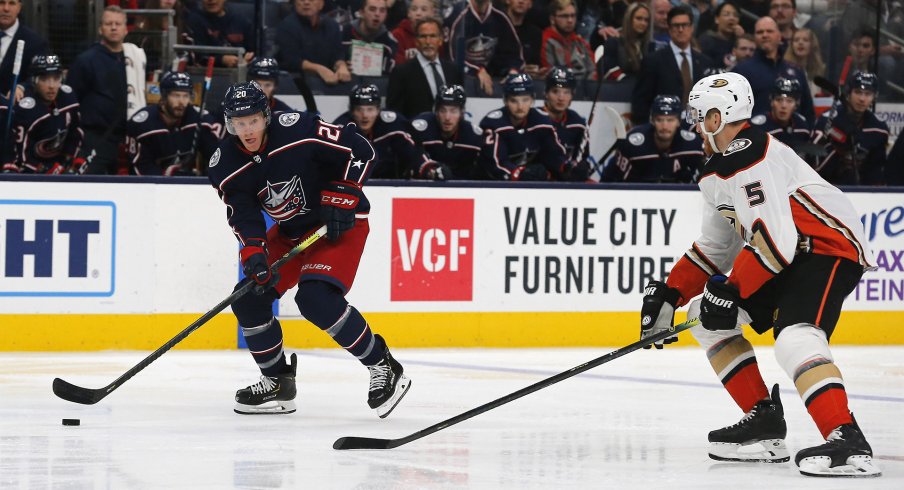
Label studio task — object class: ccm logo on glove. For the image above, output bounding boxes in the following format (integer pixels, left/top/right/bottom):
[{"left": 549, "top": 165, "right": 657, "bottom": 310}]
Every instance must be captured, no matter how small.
[{"left": 321, "top": 194, "right": 358, "bottom": 208}]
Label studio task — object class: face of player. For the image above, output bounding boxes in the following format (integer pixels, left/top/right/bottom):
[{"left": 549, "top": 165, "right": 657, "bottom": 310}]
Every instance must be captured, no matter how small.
[
  {"left": 551, "top": 4, "right": 577, "bottom": 35},
  {"left": 630, "top": 7, "right": 650, "bottom": 36},
  {"left": 232, "top": 112, "right": 267, "bottom": 152},
  {"left": 545, "top": 86, "right": 572, "bottom": 115},
  {"left": 770, "top": 95, "right": 797, "bottom": 123},
  {"left": 99, "top": 11, "right": 128, "bottom": 46},
  {"left": 697, "top": 111, "right": 721, "bottom": 155},
  {"left": 733, "top": 39, "right": 756, "bottom": 62},
  {"left": 436, "top": 105, "right": 462, "bottom": 134},
  {"left": 163, "top": 90, "right": 192, "bottom": 119},
  {"left": 352, "top": 105, "right": 380, "bottom": 132},
  {"left": 202, "top": 0, "right": 226, "bottom": 15},
  {"left": 0, "top": 0, "right": 21, "bottom": 31},
  {"left": 505, "top": 94, "right": 534, "bottom": 124},
  {"left": 294, "top": 0, "right": 324, "bottom": 18},
  {"left": 652, "top": 115, "right": 680, "bottom": 144},
  {"left": 416, "top": 21, "right": 443, "bottom": 61},
  {"left": 668, "top": 14, "right": 693, "bottom": 49},
  {"left": 360, "top": 0, "right": 388, "bottom": 32},
  {"left": 791, "top": 30, "right": 811, "bottom": 58},
  {"left": 848, "top": 88, "right": 875, "bottom": 114},
  {"left": 35, "top": 73, "right": 62, "bottom": 103},
  {"left": 254, "top": 79, "right": 277, "bottom": 99},
  {"left": 408, "top": 0, "right": 434, "bottom": 23}
]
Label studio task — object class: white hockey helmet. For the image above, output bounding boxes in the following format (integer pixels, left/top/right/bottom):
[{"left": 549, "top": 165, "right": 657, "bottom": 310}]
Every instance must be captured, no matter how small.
[{"left": 686, "top": 72, "right": 754, "bottom": 152}]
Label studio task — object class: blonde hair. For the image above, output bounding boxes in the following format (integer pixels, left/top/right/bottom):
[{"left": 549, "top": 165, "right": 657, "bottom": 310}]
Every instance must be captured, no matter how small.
[{"left": 784, "top": 28, "right": 826, "bottom": 80}]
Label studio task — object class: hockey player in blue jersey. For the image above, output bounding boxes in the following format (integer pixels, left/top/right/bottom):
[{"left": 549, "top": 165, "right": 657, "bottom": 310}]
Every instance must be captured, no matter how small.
[
  {"left": 811, "top": 71, "right": 889, "bottom": 185},
  {"left": 333, "top": 83, "right": 429, "bottom": 179},
  {"left": 208, "top": 81, "right": 411, "bottom": 417},
  {"left": 601, "top": 94, "right": 704, "bottom": 183},
  {"left": 4, "top": 55, "right": 84, "bottom": 174},
  {"left": 248, "top": 57, "right": 296, "bottom": 114},
  {"left": 126, "top": 71, "right": 223, "bottom": 176},
  {"left": 539, "top": 67, "right": 591, "bottom": 181},
  {"left": 749, "top": 78, "right": 812, "bottom": 151},
  {"left": 479, "top": 72, "right": 570, "bottom": 181},
  {"left": 409, "top": 84, "right": 483, "bottom": 180}
]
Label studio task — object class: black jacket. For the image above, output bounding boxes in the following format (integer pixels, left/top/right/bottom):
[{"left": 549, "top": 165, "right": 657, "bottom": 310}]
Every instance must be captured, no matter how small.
[
  {"left": 631, "top": 45, "right": 713, "bottom": 124},
  {"left": 0, "top": 24, "right": 49, "bottom": 95},
  {"left": 386, "top": 57, "right": 463, "bottom": 119},
  {"left": 67, "top": 43, "right": 128, "bottom": 137}
]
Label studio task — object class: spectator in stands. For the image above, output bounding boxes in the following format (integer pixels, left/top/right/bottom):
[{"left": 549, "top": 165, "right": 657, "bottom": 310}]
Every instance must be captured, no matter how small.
[
  {"left": 392, "top": 0, "right": 435, "bottom": 67},
  {"left": 0, "top": 0, "right": 49, "bottom": 100},
  {"left": 68, "top": 5, "right": 131, "bottom": 175},
  {"left": 601, "top": 1, "right": 654, "bottom": 81},
  {"left": 387, "top": 17, "right": 464, "bottom": 118},
  {"left": 690, "top": 0, "right": 717, "bottom": 35},
  {"left": 447, "top": 0, "right": 525, "bottom": 96},
  {"left": 185, "top": 0, "right": 255, "bottom": 67},
  {"left": 506, "top": 0, "right": 545, "bottom": 80},
  {"left": 342, "top": 0, "right": 398, "bottom": 76},
  {"left": 733, "top": 16, "right": 814, "bottom": 122},
  {"left": 698, "top": 1, "right": 745, "bottom": 69},
  {"left": 631, "top": 5, "right": 713, "bottom": 124},
  {"left": 839, "top": 0, "right": 904, "bottom": 96},
  {"left": 277, "top": 0, "right": 351, "bottom": 87},
  {"left": 749, "top": 77, "right": 812, "bottom": 151},
  {"left": 768, "top": 0, "right": 796, "bottom": 43},
  {"left": 784, "top": 27, "right": 825, "bottom": 95},
  {"left": 134, "top": 0, "right": 191, "bottom": 70},
  {"left": 651, "top": 0, "right": 671, "bottom": 44},
  {"left": 583, "top": 0, "right": 628, "bottom": 47},
  {"left": 541, "top": 0, "right": 596, "bottom": 80},
  {"left": 728, "top": 33, "right": 756, "bottom": 70},
  {"left": 834, "top": 30, "right": 878, "bottom": 86}
]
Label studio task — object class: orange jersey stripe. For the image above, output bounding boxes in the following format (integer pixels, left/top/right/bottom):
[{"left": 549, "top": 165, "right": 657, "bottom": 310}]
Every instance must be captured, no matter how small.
[{"left": 789, "top": 196, "right": 864, "bottom": 265}]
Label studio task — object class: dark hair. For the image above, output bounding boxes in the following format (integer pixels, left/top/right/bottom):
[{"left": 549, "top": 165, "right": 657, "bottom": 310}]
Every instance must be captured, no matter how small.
[
  {"left": 734, "top": 33, "right": 755, "bottom": 48},
  {"left": 770, "top": 0, "right": 796, "bottom": 9},
  {"left": 415, "top": 17, "right": 443, "bottom": 35},
  {"left": 714, "top": 1, "right": 739, "bottom": 19},
  {"left": 548, "top": 0, "right": 574, "bottom": 16},
  {"left": 667, "top": 5, "right": 693, "bottom": 26},
  {"left": 850, "top": 28, "right": 878, "bottom": 46}
]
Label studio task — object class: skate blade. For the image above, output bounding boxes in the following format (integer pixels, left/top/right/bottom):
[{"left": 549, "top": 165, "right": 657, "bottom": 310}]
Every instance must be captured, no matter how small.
[
  {"left": 798, "top": 455, "right": 882, "bottom": 478},
  {"left": 234, "top": 399, "right": 296, "bottom": 415},
  {"left": 709, "top": 439, "right": 790, "bottom": 463},
  {"left": 375, "top": 375, "right": 411, "bottom": 419}
]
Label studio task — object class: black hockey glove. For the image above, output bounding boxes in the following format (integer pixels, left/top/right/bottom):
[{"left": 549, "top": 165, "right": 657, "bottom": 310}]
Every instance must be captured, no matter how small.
[
  {"left": 319, "top": 180, "right": 363, "bottom": 241},
  {"left": 419, "top": 161, "right": 453, "bottom": 181},
  {"left": 240, "top": 242, "right": 280, "bottom": 295},
  {"left": 512, "top": 163, "right": 549, "bottom": 181},
  {"left": 560, "top": 160, "right": 591, "bottom": 182},
  {"left": 700, "top": 275, "right": 740, "bottom": 331},
  {"left": 640, "top": 281, "right": 681, "bottom": 349}
]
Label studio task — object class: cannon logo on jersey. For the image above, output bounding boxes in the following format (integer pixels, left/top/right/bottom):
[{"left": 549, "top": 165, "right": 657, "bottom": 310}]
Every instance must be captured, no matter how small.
[
  {"left": 0, "top": 200, "right": 115, "bottom": 296},
  {"left": 34, "top": 128, "right": 69, "bottom": 159},
  {"left": 465, "top": 35, "right": 498, "bottom": 66},
  {"left": 258, "top": 175, "right": 310, "bottom": 222},
  {"left": 391, "top": 198, "right": 474, "bottom": 301}
]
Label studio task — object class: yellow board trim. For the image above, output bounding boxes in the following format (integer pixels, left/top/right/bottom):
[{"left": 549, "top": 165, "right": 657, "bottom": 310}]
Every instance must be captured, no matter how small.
[{"left": 3, "top": 311, "right": 902, "bottom": 351}]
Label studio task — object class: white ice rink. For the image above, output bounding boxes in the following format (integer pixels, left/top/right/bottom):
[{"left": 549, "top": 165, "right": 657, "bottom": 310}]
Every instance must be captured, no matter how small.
[{"left": 1, "top": 346, "right": 902, "bottom": 489}]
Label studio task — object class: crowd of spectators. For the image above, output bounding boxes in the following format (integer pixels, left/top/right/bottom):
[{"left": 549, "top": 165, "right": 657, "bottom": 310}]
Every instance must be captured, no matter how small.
[{"left": 0, "top": 0, "right": 902, "bottom": 186}]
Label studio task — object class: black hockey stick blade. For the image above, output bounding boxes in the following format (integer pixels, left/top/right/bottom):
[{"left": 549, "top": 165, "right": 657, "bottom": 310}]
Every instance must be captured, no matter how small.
[
  {"left": 813, "top": 76, "right": 839, "bottom": 98},
  {"left": 52, "top": 225, "right": 327, "bottom": 405},
  {"left": 332, "top": 318, "right": 700, "bottom": 450}
]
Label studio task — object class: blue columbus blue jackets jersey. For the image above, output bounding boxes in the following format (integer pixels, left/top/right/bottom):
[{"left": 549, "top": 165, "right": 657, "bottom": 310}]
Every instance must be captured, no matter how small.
[
  {"left": 539, "top": 107, "right": 589, "bottom": 165},
  {"left": 208, "top": 111, "right": 376, "bottom": 244},
  {"left": 811, "top": 104, "right": 889, "bottom": 185},
  {"left": 446, "top": 2, "right": 524, "bottom": 76},
  {"left": 333, "top": 110, "right": 428, "bottom": 179},
  {"left": 601, "top": 124, "right": 704, "bottom": 183},
  {"left": 8, "top": 85, "right": 82, "bottom": 173},
  {"left": 479, "top": 106, "right": 567, "bottom": 180},
  {"left": 750, "top": 111, "right": 812, "bottom": 150},
  {"left": 409, "top": 111, "right": 483, "bottom": 179},
  {"left": 127, "top": 104, "right": 223, "bottom": 176}
]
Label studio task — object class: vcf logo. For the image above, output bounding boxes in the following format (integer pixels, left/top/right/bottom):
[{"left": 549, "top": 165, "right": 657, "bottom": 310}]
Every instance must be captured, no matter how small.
[{"left": 391, "top": 198, "right": 473, "bottom": 301}]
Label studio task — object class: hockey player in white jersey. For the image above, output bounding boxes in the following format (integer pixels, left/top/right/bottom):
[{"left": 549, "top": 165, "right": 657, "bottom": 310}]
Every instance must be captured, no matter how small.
[{"left": 639, "top": 72, "right": 880, "bottom": 477}]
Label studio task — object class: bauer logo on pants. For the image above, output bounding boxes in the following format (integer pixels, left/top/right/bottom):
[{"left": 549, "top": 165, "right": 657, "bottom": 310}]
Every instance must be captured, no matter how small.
[{"left": 391, "top": 198, "right": 474, "bottom": 301}]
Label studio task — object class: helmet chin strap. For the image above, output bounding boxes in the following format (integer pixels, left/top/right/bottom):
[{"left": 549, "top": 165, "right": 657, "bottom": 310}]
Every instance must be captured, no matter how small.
[{"left": 701, "top": 119, "right": 728, "bottom": 154}]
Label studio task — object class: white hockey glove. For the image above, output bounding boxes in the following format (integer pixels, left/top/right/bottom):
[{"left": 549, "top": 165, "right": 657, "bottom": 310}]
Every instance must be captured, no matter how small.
[{"left": 640, "top": 280, "right": 681, "bottom": 349}]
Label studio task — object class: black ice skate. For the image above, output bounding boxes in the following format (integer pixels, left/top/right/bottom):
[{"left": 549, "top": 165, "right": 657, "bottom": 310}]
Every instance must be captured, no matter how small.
[
  {"left": 234, "top": 353, "right": 298, "bottom": 415},
  {"left": 366, "top": 335, "right": 411, "bottom": 418},
  {"left": 708, "top": 384, "right": 790, "bottom": 463},
  {"left": 796, "top": 415, "right": 881, "bottom": 477}
]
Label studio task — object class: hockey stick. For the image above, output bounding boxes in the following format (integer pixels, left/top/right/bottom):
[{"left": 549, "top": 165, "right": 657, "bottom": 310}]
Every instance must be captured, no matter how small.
[
  {"left": 333, "top": 317, "right": 701, "bottom": 450},
  {"left": 182, "top": 56, "right": 216, "bottom": 175},
  {"left": 585, "top": 45, "right": 606, "bottom": 127},
  {"left": 2, "top": 40, "right": 25, "bottom": 160},
  {"left": 292, "top": 74, "right": 318, "bottom": 114},
  {"left": 52, "top": 224, "right": 328, "bottom": 405},
  {"left": 590, "top": 106, "right": 627, "bottom": 179}
]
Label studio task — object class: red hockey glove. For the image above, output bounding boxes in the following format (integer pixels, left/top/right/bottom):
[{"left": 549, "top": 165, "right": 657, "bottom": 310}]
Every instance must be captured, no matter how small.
[
  {"left": 511, "top": 163, "right": 549, "bottom": 181},
  {"left": 240, "top": 241, "right": 280, "bottom": 295},
  {"left": 2, "top": 162, "right": 20, "bottom": 173},
  {"left": 319, "top": 180, "right": 363, "bottom": 241},
  {"left": 45, "top": 162, "right": 66, "bottom": 175},
  {"left": 418, "top": 161, "right": 453, "bottom": 181}
]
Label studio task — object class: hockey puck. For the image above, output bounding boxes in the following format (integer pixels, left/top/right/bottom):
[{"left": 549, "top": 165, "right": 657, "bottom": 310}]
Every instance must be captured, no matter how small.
[{"left": 62, "top": 418, "right": 80, "bottom": 426}]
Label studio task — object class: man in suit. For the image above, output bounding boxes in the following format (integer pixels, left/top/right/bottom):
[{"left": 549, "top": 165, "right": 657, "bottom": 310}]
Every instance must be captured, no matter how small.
[
  {"left": 0, "top": 0, "right": 49, "bottom": 98},
  {"left": 387, "top": 17, "right": 463, "bottom": 119},
  {"left": 631, "top": 5, "right": 713, "bottom": 125}
]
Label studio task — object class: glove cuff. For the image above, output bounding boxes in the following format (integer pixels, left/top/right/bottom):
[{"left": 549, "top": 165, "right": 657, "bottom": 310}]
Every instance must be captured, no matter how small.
[
  {"left": 645, "top": 280, "right": 681, "bottom": 307},
  {"left": 239, "top": 242, "right": 267, "bottom": 263}
]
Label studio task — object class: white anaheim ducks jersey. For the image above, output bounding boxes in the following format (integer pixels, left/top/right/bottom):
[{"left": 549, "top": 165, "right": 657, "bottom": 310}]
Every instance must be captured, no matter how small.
[{"left": 667, "top": 125, "right": 874, "bottom": 303}]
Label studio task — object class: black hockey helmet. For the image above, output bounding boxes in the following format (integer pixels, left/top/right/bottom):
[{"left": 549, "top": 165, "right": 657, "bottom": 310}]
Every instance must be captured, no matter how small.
[
  {"left": 222, "top": 80, "right": 271, "bottom": 134},
  {"left": 502, "top": 72, "right": 534, "bottom": 98},
  {"left": 29, "top": 54, "right": 62, "bottom": 78},
  {"left": 349, "top": 83, "right": 381, "bottom": 108},
  {"left": 846, "top": 71, "right": 879, "bottom": 94},
  {"left": 770, "top": 77, "right": 801, "bottom": 100},
  {"left": 248, "top": 57, "right": 280, "bottom": 81},
  {"left": 651, "top": 94, "right": 682, "bottom": 117},
  {"left": 435, "top": 84, "right": 466, "bottom": 110},
  {"left": 159, "top": 71, "right": 193, "bottom": 97},
  {"left": 545, "top": 66, "right": 576, "bottom": 91}
]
